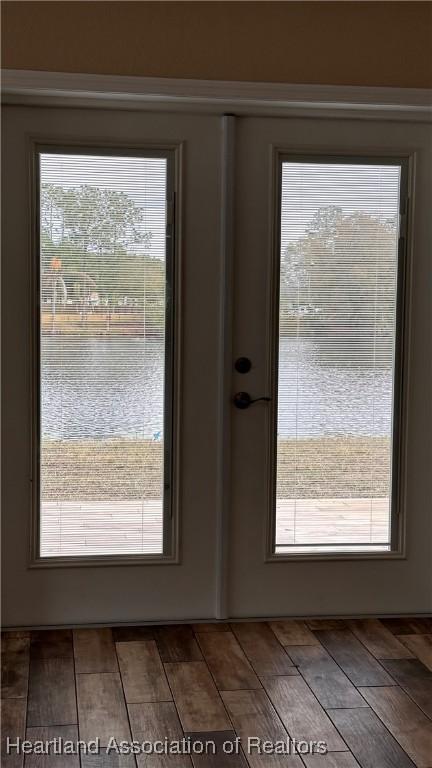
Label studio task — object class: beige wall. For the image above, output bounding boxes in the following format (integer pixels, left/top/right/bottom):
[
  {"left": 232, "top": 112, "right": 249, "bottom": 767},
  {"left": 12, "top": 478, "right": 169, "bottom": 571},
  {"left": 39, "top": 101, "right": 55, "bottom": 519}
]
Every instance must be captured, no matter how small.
[{"left": 2, "top": 1, "right": 432, "bottom": 88}]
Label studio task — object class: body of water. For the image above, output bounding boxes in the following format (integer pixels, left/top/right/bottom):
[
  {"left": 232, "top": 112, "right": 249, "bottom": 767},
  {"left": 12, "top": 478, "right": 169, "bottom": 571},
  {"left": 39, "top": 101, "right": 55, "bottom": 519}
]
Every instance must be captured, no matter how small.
[{"left": 41, "top": 337, "right": 393, "bottom": 440}]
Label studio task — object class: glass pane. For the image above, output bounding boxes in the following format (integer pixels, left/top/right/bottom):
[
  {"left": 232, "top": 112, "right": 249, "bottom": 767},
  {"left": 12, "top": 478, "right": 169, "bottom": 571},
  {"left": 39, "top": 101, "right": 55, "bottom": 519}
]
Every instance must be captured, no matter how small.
[
  {"left": 275, "top": 160, "right": 401, "bottom": 554},
  {"left": 39, "top": 152, "right": 170, "bottom": 557}
]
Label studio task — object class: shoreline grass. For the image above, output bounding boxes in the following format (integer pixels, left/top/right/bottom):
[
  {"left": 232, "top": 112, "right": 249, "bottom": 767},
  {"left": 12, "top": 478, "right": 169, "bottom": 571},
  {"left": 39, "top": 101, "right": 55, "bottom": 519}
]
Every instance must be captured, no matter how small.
[{"left": 41, "top": 436, "right": 390, "bottom": 502}]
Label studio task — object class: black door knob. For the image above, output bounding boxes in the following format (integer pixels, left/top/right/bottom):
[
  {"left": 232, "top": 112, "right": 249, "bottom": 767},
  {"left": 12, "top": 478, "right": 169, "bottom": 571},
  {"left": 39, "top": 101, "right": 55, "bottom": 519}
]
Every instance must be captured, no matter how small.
[
  {"left": 233, "top": 392, "right": 271, "bottom": 409},
  {"left": 235, "top": 357, "right": 252, "bottom": 374}
]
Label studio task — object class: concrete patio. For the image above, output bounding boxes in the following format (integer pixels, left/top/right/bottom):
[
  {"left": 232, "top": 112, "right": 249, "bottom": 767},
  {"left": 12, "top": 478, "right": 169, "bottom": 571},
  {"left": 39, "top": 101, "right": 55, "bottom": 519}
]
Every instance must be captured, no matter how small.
[{"left": 40, "top": 497, "right": 390, "bottom": 557}]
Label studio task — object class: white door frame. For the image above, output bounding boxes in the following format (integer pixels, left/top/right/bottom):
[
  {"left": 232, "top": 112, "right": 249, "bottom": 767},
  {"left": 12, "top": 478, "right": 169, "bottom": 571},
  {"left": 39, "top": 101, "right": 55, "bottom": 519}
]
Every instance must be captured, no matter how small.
[
  {"left": 2, "top": 72, "right": 431, "bottom": 627},
  {"left": 2, "top": 69, "right": 431, "bottom": 121}
]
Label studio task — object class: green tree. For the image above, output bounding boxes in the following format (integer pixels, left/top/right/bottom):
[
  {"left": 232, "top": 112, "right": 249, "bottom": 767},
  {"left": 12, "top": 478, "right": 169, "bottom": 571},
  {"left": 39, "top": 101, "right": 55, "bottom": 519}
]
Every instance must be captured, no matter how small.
[
  {"left": 281, "top": 206, "right": 397, "bottom": 320},
  {"left": 41, "top": 184, "right": 151, "bottom": 255},
  {"left": 40, "top": 183, "right": 160, "bottom": 310},
  {"left": 280, "top": 206, "right": 398, "bottom": 363}
]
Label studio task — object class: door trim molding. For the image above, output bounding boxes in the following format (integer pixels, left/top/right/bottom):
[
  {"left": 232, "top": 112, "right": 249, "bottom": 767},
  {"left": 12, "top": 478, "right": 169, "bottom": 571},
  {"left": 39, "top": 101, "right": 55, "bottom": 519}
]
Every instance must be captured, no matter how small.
[
  {"left": 2, "top": 69, "right": 431, "bottom": 122},
  {"left": 28, "top": 138, "right": 183, "bottom": 568},
  {"left": 215, "top": 116, "right": 235, "bottom": 619},
  {"left": 265, "top": 148, "right": 413, "bottom": 563}
]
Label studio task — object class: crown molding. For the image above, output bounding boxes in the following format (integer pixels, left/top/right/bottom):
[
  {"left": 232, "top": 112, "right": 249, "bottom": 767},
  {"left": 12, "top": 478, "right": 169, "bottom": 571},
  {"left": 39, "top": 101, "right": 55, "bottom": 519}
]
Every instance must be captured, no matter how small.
[{"left": 2, "top": 69, "right": 431, "bottom": 121}]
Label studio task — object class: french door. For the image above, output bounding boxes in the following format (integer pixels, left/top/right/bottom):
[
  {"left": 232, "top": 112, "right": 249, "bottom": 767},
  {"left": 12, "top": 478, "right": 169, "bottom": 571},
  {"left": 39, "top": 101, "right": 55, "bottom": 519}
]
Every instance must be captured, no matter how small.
[
  {"left": 2, "top": 106, "right": 224, "bottom": 626},
  {"left": 229, "top": 116, "right": 431, "bottom": 618},
  {"left": 2, "top": 106, "right": 431, "bottom": 627}
]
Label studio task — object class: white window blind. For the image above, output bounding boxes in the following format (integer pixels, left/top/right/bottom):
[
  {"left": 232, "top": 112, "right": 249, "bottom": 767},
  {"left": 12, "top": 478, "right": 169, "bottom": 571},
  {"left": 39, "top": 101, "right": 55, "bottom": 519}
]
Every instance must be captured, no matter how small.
[
  {"left": 275, "top": 159, "right": 403, "bottom": 554},
  {"left": 38, "top": 151, "right": 172, "bottom": 557}
]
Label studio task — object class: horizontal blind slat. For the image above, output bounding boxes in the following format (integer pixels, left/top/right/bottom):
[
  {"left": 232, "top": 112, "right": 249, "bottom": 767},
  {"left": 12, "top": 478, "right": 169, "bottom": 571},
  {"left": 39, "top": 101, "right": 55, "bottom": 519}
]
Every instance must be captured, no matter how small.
[
  {"left": 276, "top": 160, "right": 401, "bottom": 554},
  {"left": 39, "top": 152, "right": 169, "bottom": 557}
]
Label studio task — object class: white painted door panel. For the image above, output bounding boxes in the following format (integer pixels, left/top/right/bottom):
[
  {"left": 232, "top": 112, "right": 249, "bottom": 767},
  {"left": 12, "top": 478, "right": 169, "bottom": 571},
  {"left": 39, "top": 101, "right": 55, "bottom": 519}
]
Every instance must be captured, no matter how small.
[{"left": 228, "top": 116, "right": 432, "bottom": 617}]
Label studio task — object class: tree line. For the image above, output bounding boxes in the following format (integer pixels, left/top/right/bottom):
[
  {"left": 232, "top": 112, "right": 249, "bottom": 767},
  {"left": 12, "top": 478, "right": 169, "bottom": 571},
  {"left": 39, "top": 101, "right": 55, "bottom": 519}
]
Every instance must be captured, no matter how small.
[
  {"left": 41, "top": 184, "right": 165, "bottom": 321},
  {"left": 41, "top": 185, "right": 398, "bottom": 347},
  {"left": 280, "top": 205, "right": 398, "bottom": 336}
]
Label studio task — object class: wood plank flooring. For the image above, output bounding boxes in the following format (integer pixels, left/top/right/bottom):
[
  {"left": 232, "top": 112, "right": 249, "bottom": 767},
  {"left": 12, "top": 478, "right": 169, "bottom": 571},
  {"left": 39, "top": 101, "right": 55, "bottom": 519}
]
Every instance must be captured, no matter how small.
[{"left": 2, "top": 617, "right": 432, "bottom": 767}]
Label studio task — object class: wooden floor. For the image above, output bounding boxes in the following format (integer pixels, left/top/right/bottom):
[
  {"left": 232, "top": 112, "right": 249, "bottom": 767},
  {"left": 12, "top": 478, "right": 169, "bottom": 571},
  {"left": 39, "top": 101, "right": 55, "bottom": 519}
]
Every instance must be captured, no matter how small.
[{"left": 2, "top": 617, "right": 432, "bottom": 767}]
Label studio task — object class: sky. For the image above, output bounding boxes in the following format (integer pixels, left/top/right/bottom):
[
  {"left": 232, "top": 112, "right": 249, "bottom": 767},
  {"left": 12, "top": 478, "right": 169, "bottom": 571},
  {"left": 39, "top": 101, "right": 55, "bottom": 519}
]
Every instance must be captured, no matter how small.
[{"left": 281, "top": 162, "right": 401, "bottom": 249}]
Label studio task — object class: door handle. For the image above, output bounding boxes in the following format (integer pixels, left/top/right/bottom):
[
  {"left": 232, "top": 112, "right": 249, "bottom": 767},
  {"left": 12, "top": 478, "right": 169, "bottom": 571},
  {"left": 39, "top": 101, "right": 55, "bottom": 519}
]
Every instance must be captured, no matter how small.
[{"left": 233, "top": 392, "right": 271, "bottom": 410}]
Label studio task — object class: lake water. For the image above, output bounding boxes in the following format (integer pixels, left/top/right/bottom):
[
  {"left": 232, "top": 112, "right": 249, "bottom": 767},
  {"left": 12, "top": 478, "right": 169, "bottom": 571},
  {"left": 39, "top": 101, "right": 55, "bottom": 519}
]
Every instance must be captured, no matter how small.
[{"left": 41, "top": 337, "right": 393, "bottom": 440}]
